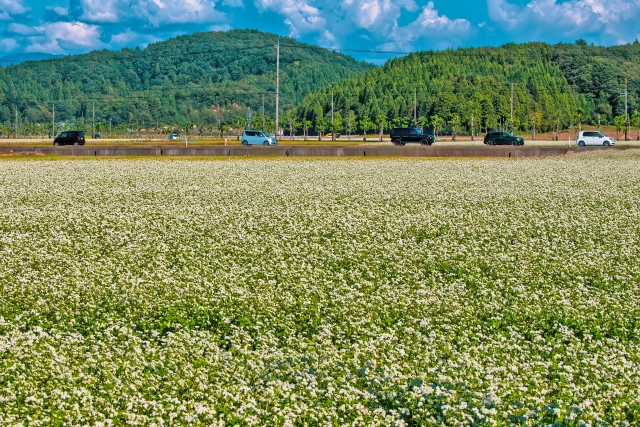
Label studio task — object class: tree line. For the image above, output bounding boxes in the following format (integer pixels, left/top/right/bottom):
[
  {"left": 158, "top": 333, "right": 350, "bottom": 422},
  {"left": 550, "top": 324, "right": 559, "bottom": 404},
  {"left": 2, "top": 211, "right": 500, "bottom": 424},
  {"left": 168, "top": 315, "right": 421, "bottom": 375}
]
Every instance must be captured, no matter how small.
[
  {"left": 294, "top": 41, "right": 640, "bottom": 140},
  {"left": 1, "top": 34, "right": 639, "bottom": 140},
  {"left": 0, "top": 29, "right": 372, "bottom": 137}
]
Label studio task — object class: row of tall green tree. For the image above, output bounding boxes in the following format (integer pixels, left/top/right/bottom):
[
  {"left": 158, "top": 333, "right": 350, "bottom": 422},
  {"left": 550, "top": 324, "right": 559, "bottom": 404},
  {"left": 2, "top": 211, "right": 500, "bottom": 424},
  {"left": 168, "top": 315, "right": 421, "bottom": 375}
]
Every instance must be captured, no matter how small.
[{"left": 294, "top": 41, "right": 640, "bottom": 139}]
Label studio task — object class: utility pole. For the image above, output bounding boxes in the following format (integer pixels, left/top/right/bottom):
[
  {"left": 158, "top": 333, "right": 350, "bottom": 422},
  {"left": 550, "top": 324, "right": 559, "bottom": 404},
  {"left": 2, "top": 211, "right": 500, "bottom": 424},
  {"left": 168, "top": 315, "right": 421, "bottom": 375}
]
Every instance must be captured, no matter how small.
[
  {"left": 625, "top": 78, "right": 629, "bottom": 141},
  {"left": 109, "top": 118, "right": 112, "bottom": 136},
  {"left": 216, "top": 105, "right": 221, "bottom": 138},
  {"left": 619, "top": 79, "right": 629, "bottom": 140},
  {"left": 471, "top": 114, "right": 475, "bottom": 141},
  {"left": 52, "top": 104, "right": 55, "bottom": 138},
  {"left": 414, "top": 87, "right": 417, "bottom": 127},
  {"left": 331, "top": 91, "right": 335, "bottom": 141},
  {"left": 275, "top": 37, "right": 280, "bottom": 141},
  {"left": 15, "top": 105, "right": 17, "bottom": 139},
  {"left": 92, "top": 102, "right": 95, "bottom": 140},
  {"left": 510, "top": 83, "right": 514, "bottom": 133},
  {"left": 262, "top": 94, "right": 265, "bottom": 129}
]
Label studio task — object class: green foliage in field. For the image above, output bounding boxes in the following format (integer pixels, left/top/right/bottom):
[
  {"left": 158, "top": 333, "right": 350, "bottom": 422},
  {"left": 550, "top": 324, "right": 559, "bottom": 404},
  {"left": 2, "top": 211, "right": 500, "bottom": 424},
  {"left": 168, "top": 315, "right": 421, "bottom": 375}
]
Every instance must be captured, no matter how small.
[{"left": 1, "top": 153, "right": 639, "bottom": 425}]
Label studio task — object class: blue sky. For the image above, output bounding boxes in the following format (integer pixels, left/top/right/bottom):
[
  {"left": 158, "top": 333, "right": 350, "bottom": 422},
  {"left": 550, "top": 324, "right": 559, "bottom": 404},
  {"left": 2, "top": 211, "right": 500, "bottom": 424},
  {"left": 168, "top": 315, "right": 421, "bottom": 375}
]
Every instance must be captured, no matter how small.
[{"left": 2, "top": 0, "right": 640, "bottom": 63}]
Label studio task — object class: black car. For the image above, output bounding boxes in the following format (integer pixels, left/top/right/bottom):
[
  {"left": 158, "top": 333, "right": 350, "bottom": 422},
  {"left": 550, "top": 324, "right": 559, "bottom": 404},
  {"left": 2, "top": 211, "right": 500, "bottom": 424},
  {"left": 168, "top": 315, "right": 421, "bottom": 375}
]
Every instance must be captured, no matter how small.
[
  {"left": 390, "top": 127, "right": 435, "bottom": 146},
  {"left": 483, "top": 131, "right": 524, "bottom": 146},
  {"left": 53, "top": 130, "right": 86, "bottom": 146}
]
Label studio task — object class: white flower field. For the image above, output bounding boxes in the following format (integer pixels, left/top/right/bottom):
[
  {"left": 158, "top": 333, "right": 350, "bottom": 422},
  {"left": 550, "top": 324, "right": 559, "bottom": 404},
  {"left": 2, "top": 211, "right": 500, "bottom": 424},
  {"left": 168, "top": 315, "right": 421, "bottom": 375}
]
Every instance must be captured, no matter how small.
[{"left": 1, "top": 151, "right": 639, "bottom": 426}]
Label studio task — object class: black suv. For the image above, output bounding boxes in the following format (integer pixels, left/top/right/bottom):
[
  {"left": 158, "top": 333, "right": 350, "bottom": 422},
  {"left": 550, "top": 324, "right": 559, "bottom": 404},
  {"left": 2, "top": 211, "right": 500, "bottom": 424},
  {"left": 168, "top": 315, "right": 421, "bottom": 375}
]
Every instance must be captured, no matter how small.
[
  {"left": 483, "top": 131, "right": 524, "bottom": 146},
  {"left": 390, "top": 127, "right": 435, "bottom": 146},
  {"left": 54, "top": 130, "right": 86, "bottom": 146}
]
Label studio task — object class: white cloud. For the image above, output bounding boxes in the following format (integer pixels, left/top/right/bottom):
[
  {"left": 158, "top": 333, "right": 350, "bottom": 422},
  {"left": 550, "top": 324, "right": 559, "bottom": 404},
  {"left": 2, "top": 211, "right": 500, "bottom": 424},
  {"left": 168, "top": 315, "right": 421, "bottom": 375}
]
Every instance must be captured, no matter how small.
[
  {"left": 0, "top": 0, "right": 29, "bottom": 20},
  {"left": 488, "top": 0, "right": 640, "bottom": 43},
  {"left": 321, "top": 29, "right": 335, "bottom": 43},
  {"left": 110, "top": 29, "right": 162, "bottom": 47},
  {"left": 382, "top": 2, "right": 471, "bottom": 51},
  {"left": 411, "top": 2, "right": 469, "bottom": 33},
  {"left": 69, "top": 0, "right": 227, "bottom": 26},
  {"left": 342, "top": 0, "right": 418, "bottom": 32},
  {"left": 1, "top": 0, "right": 230, "bottom": 54},
  {"left": 0, "top": 38, "right": 18, "bottom": 52},
  {"left": 134, "top": 0, "right": 227, "bottom": 26},
  {"left": 15, "top": 22, "right": 105, "bottom": 54},
  {"left": 77, "top": 0, "right": 126, "bottom": 23},
  {"left": 253, "top": 0, "right": 468, "bottom": 50},
  {"left": 7, "top": 22, "right": 39, "bottom": 35},
  {"left": 254, "top": 0, "right": 326, "bottom": 37},
  {"left": 0, "top": 0, "right": 29, "bottom": 15},
  {"left": 47, "top": 6, "right": 70, "bottom": 16}
]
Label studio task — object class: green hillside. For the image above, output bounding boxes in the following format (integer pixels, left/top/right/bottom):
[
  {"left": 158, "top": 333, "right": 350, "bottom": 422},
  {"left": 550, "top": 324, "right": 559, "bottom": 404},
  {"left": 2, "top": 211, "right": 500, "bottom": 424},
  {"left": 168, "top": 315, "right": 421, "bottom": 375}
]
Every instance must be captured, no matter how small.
[
  {"left": 0, "top": 29, "right": 373, "bottom": 134},
  {"left": 297, "top": 42, "right": 640, "bottom": 136},
  {"left": 552, "top": 42, "right": 640, "bottom": 123},
  {"left": 1, "top": 36, "right": 639, "bottom": 137}
]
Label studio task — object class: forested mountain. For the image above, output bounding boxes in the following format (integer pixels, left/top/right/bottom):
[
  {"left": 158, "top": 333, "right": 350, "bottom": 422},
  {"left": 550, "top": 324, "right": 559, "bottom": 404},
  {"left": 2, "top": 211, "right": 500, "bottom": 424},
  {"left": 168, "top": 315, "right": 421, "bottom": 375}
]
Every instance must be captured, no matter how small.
[
  {"left": 297, "top": 41, "right": 640, "bottom": 136},
  {"left": 552, "top": 42, "right": 640, "bottom": 123},
  {"left": 0, "top": 29, "right": 372, "bottom": 134},
  {"left": 1, "top": 34, "right": 639, "bottom": 137}
]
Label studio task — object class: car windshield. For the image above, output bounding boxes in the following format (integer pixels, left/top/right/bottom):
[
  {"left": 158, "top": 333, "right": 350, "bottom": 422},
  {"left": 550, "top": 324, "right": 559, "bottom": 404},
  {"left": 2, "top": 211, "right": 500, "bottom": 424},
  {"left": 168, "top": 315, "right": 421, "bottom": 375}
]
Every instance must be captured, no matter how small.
[
  {"left": 258, "top": 131, "right": 269, "bottom": 137},
  {"left": 504, "top": 132, "right": 515, "bottom": 137},
  {"left": 598, "top": 132, "right": 606, "bottom": 137}
]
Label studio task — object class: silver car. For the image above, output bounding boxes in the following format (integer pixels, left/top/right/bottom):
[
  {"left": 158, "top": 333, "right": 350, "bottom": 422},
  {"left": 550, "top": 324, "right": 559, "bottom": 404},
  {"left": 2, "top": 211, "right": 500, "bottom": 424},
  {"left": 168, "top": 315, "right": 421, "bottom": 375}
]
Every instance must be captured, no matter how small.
[{"left": 242, "top": 130, "right": 277, "bottom": 146}]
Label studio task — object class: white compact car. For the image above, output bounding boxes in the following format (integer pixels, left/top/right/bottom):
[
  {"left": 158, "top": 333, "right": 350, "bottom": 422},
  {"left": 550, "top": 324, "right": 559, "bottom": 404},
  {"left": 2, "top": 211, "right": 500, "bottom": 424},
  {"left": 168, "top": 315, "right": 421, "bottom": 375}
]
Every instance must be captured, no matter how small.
[
  {"left": 242, "top": 130, "right": 277, "bottom": 146},
  {"left": 577, "top": 131, "right": 615, "bottom": 146}
]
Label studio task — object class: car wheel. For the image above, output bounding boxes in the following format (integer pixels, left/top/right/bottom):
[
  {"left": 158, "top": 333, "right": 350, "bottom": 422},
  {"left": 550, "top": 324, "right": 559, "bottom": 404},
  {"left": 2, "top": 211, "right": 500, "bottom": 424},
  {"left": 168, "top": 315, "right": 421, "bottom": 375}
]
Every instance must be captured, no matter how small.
[
  {"left": 487, "top": 140, "right": 495, "bottom": 146},
  {"left": 420, "top": 139, "right": 430, "bottom": 146},
  {"left": 242, "top": 140, "right": 248, "bottom": 146},
  {"left": 263, "top": 141, "right": 268, "bottom": 146},
  {"left": 512, "top": 140, "right": 517, "bottom": 146},
  {"left": 73, "top": 142, "right": 79, "bottom": 146},
  {"left": 54, "top": 141, "right": 59, "bottom": 146},
  {"left": 578, "top": 141, "right": 585, "bottom": 147},
  {"left": 604, "top": 141, "right": 610, "bottom": 146},
  {"left": 393, "top": 139, "right": 403, "bottom": 146}
]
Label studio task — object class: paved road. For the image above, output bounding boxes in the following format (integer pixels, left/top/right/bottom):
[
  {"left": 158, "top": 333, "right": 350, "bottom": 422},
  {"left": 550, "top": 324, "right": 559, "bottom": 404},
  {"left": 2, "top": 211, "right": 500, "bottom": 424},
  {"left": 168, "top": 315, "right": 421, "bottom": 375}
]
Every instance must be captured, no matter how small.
[{"left": 0, "top": 145, "right": 633, "bottom": 158}]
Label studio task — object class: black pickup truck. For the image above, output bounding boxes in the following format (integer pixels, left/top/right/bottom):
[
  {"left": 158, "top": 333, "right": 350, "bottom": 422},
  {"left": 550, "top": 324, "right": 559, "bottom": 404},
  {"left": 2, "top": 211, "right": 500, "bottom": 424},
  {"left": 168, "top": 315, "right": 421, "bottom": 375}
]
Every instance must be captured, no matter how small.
[{"left": 390, "top": 127, "right": 435, "bottom": 146}]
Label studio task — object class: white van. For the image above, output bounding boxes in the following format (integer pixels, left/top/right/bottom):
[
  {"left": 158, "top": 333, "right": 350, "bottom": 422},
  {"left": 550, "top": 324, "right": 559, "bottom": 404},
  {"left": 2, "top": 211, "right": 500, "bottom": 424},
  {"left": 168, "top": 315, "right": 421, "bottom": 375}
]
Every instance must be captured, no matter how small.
[
  {"left": 242, "top": 130, "right": 277, "bottom": 146},
  {"left": 577, "top": 131, "right": 615, "bottom": 146}
]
